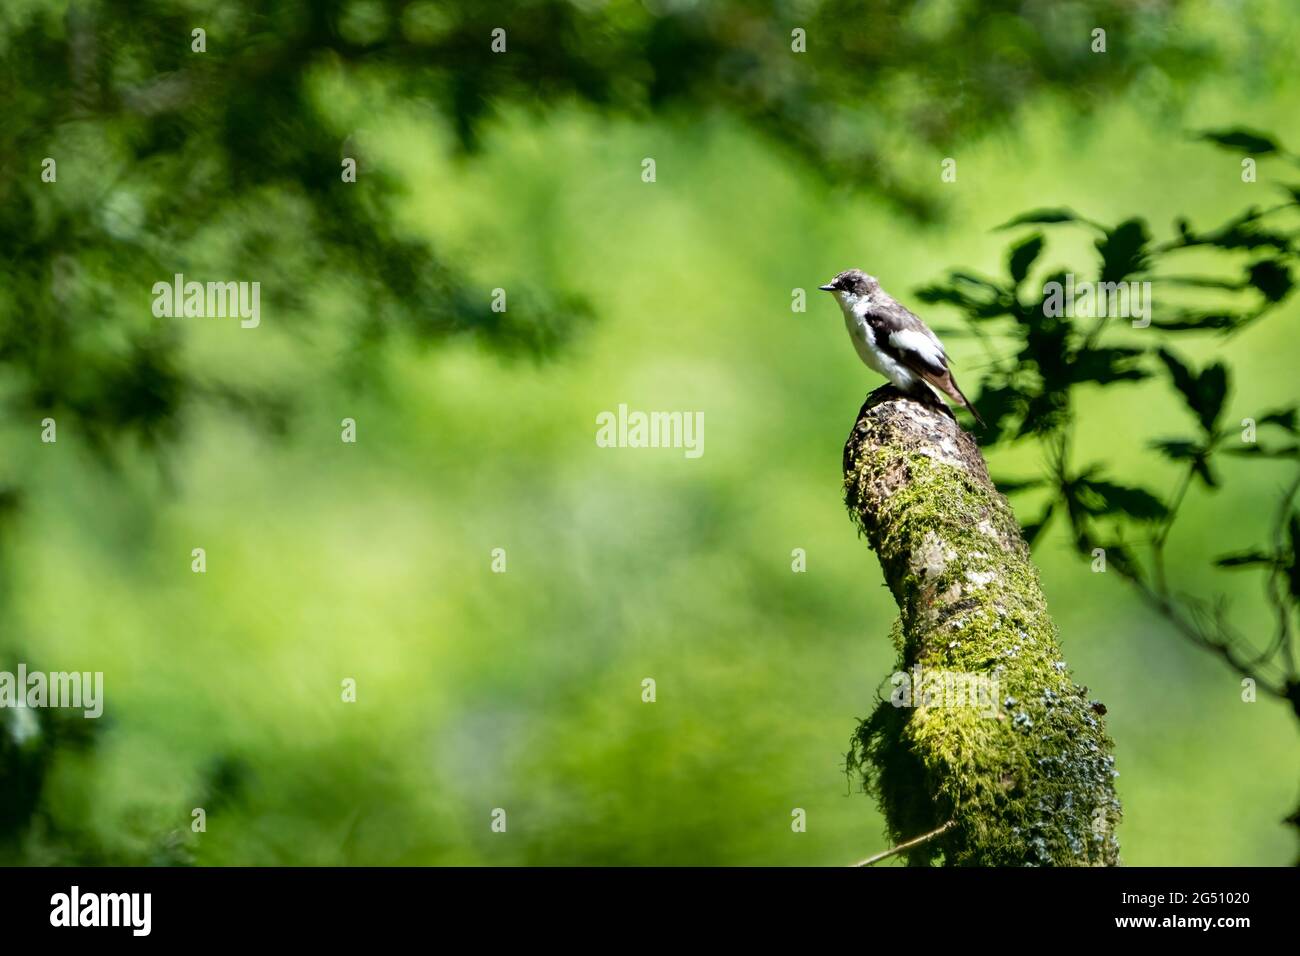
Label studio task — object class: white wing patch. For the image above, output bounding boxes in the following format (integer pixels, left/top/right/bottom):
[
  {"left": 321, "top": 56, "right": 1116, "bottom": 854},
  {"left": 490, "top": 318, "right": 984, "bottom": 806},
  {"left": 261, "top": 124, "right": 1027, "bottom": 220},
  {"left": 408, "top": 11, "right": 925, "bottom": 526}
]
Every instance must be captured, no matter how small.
[{"left": 889, "top": 328, "right": 946, "bottom": 371}]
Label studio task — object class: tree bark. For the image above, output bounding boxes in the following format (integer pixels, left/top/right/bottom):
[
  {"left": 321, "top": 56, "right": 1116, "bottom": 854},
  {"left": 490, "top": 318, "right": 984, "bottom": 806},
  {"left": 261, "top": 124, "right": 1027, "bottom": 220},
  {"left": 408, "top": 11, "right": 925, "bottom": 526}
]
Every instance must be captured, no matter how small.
[{"left": 843, "top": 387, "right": 1121, "bottom": 865}]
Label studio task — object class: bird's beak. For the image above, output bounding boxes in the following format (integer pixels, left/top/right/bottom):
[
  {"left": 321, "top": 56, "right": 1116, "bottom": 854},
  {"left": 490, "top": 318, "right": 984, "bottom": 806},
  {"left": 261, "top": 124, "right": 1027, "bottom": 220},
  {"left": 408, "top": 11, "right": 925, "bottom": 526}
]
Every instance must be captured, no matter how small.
[{"left": 818, "top": 284, "right": 835, "bottom": 292}]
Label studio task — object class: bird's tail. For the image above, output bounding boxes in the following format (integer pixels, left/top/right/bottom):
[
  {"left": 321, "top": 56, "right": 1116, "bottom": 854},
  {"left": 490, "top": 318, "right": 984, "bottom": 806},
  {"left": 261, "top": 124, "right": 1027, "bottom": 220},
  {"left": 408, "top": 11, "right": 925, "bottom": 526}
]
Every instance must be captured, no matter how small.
[
  {"left": 923, "top": 369, "right": 986, "bottom": 429},
  {"left": 954, "top": 384, "right": 985, "bottom": 429}
]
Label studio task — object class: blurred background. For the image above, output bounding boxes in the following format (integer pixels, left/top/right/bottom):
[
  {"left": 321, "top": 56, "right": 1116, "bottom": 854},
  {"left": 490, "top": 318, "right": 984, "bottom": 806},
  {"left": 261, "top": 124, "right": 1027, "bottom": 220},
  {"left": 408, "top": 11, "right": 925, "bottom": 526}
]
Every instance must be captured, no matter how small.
[{"left": 0, "top": 0, "right": 1297, "bottom": 865}]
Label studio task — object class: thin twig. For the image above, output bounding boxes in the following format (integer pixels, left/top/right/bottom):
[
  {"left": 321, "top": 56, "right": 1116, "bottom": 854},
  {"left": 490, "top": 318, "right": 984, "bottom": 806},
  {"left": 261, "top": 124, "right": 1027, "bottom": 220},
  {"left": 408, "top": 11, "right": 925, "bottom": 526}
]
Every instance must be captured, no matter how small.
[{"left": 851, "top": 820, "right": 956, "bottom": 867}]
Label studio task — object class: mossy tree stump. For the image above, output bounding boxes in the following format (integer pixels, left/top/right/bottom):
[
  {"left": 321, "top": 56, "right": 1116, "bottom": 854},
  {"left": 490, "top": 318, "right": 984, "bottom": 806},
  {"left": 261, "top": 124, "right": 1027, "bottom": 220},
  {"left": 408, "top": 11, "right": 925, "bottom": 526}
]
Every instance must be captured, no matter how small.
[{"left": 843, "top": 387, "right": 1121, "bottom": 866}]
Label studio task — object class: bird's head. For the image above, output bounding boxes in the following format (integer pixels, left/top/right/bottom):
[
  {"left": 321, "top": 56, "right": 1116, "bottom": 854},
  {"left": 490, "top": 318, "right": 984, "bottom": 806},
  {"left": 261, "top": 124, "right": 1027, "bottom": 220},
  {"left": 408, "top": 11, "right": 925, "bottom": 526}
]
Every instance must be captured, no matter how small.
[{"left": 818, "top": 269, "right": 880, "bottom": 309}]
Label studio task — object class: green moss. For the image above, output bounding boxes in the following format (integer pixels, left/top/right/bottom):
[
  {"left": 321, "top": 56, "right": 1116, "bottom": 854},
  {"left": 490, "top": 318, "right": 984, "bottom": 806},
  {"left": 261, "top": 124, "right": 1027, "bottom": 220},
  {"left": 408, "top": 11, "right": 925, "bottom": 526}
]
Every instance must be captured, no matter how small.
[{"left": 845, "top": 442, "right": 1121, "bottom": 865}]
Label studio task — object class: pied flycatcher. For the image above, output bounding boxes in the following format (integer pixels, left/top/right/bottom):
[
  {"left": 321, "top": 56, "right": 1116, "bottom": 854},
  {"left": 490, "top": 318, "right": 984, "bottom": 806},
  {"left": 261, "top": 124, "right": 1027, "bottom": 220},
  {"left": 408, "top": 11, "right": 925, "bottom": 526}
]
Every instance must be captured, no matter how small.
[{"left": 819, "top": 268, "right": 984, "bottom": 427}]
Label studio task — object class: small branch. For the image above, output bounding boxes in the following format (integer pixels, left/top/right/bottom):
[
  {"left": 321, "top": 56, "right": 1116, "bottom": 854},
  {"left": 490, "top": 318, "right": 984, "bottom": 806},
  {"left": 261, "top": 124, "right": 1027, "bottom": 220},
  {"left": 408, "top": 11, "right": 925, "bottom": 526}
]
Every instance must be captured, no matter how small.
[
  {"left": 851, "top": 821, "right": 956, "bottom": 867},
  {"left": 1152, "top": 463, "right": 1196, "bottom": 596}
]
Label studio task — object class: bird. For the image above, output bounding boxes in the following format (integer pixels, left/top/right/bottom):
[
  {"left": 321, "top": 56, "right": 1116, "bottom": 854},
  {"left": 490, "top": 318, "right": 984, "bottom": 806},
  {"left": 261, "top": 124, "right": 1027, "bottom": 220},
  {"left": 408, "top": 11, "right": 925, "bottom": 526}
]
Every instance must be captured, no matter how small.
[{"left": 819, "top": 268, "right": 984, "bottom": 427}]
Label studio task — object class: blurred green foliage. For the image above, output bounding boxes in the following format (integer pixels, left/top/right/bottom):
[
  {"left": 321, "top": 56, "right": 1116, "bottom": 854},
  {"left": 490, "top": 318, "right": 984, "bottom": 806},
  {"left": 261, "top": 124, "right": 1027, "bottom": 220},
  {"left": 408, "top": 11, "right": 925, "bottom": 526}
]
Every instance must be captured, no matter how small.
[{"left": 1, "top": 0, "right": 1298, "bottom": 864}]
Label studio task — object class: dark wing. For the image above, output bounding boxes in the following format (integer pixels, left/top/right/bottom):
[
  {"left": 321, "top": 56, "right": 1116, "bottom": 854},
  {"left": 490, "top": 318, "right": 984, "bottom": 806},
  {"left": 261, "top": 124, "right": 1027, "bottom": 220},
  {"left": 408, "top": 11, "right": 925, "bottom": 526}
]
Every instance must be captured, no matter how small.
[
  {"left": 865, "top": 300, "right": 949, "bottom": 377},
  {"left": 867, "top": 300, "right": 982, "bottom": 425}
]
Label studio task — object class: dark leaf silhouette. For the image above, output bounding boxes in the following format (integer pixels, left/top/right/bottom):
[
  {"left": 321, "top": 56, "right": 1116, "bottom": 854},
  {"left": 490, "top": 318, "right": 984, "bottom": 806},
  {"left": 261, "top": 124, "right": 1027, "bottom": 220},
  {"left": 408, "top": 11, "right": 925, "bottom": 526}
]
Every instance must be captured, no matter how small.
[
  {"left": 1260, "top": 407, "right": 1299, "bottom": 433},
  {"left": 1008, "top": 234, "right": 1045, "bottom": 285},
  {"left": 1149, "top": 309, "right": 1252, "bottom": 333},
  {"left": 1157, "top": 348, "right": 1229, "bottom": 434},
  {"left": 914, "top": 284, "right": 981, "bottom": 309},
  {"left": 972, "top": 383, "right": 1028, "bottom": 441},
  {"left": 1151, "top": 438, "right": 1201, "bottom": 460},
  {"left": 1193, "top": 457, "right": 1219, "bottom": 488},
  {"left": 1021, "top": 502, "right": 1056, "bottom": 546},
  {"left": 1096, "top": 218, "right": 1151, "bottom": 283},
  {"left": 1151, "top": 439, "right": 1218, "bottom": 485},
  {"left": 1172, "top": 209, "right": 1293, "bottom": 253},
  {"left": 1213, "top": 551, "right": 1276, "bottom": 568},
  {"left": 1222, "top": 444, "right": 1298, "bottom": 460},
  {"left": 1289, "top": 514, "right": 1300, "bottom": 599},
  {"left": 1247, "top": 260, "right": 1293, "bottom": 302},
  {"left": 993, "top": 475, "right": 1047, "bottom": 493},
  {"left": 915, "top": 272, "right": 1011, "bottom": 319},
  {"left": 1151, "top": 275, "right": 1245, "bottom": 291},
  {"left": 1073, "top": 477, "right": 1170, "bottom": 521},
  {"left": 996, "top": 208, "right": 1081, "bottom": 229},
  {"left": 1196, "top": 128, "right": 1283, "bottom": 155},
  {"left": 1068, "top": 347, "right": 1149, "bottom": 385},
  {"left": 1017, "top": 388, "right": 1071, "bottom": 437},
  {"left": 1094, "top": 542, "right": 1138, "bottom": 575}
]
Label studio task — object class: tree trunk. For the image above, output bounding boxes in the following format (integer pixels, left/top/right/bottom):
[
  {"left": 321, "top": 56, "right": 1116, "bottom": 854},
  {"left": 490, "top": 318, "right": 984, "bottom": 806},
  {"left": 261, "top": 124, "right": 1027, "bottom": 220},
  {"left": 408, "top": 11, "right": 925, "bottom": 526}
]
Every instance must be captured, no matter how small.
[{"left": 843, "top": 387, "right": 1121, "bottom": 865}]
